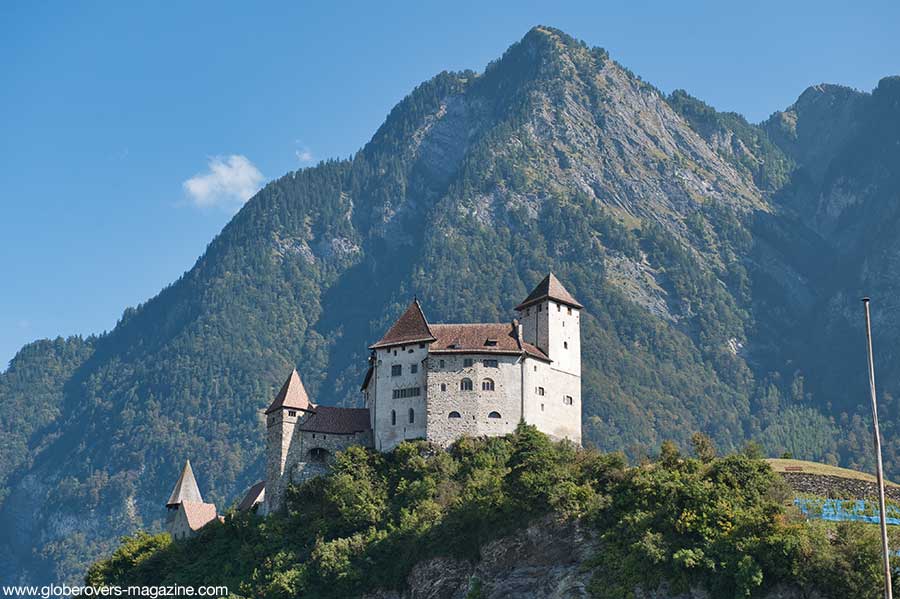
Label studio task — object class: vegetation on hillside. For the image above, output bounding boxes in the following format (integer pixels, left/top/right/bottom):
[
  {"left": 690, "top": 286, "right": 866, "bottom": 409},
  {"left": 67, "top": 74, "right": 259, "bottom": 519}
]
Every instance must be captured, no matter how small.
[{"left": 88, "top": 427, "right": 899, "bottom": 599}]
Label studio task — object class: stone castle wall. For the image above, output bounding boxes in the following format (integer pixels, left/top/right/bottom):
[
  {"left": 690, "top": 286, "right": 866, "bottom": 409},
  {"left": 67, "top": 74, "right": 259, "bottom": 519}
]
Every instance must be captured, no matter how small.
[{"left": 424, "top": 353, "right": 522, "bottom": 446}]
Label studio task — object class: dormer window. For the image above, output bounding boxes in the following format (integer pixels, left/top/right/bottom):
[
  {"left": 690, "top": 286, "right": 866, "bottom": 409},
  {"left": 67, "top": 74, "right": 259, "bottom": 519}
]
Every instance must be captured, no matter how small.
[
  {"left": 484, "top": 339, "right": 498, "bottom": 347},
  {"left": 288, "top": 410, "right": 296, "bottom": 417}
]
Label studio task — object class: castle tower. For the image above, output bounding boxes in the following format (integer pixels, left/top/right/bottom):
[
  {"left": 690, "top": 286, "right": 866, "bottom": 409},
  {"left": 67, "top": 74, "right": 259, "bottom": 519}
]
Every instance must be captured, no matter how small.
[
  {"left": 515, "top": 273, "right": 583, "bottom": 376},
  {"left": 165, "top": 459, "right": 218, "bottom": 539},
  {"left": 516, "top": 273, "right": 583, "bottom": 444},
  {"left": 264, "top": 369, "right": 311, "bottom": 513},
  {"left": 166, "top": 459, "right": 203, "bottom": 510}
]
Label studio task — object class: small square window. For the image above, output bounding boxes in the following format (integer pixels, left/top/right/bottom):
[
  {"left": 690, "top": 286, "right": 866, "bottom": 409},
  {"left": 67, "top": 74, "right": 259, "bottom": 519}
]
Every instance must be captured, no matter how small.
[
  {"left": 568, "top": 307, "right": 572, "bottom": 315},
  {"left": 288, "top": 410, "right": 296, "bottom": 417},
  {"left": 391, "top": 364, "right": 402, "bottom": 377},
  {"left": 411, "top": 364, "right": 418, "bottom": 374},
  {"left": 419, "top": 343, "right": 425, "bottom": 348},
  {"left": 441, "top": 383, "right": 447, "bottom": 392},
  {"left": 439, "top": 359, "right": 445, "bottom": 368},
  {"left": 564, "top": 396, "right": 573, "bottom": 405},
  {"left": 463, "top": 358, "right": 474, "bottom": 367},
  {"left": 408, "top": 348, "right": 414, "bottom": 354}
]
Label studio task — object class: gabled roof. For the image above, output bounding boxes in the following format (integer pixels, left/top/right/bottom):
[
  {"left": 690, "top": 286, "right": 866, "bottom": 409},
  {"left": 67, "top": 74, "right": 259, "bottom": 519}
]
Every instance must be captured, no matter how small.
[
  {"left": 237, "top": 481, "right": 265, "bottom": 512},
  {"left": 265, "top": 369, "right": 312, "bottom": 414},
  {"left": 515, "top": 273, "right": 583, "bottom": 311},
  {"left": 369, "top": 299, "right": 436, "bottom": 349},
  {"left": 180, "top": 501, "right": 218, "bottom": 531},
  {"left": 167, "top": 459, "right": 203, "bottom": 508},
  {"left": 429, "top": 323, "right": 550, "bottom": 362},
  {"left": 298, "top": 406, "right": 372, "bottom": 435}
]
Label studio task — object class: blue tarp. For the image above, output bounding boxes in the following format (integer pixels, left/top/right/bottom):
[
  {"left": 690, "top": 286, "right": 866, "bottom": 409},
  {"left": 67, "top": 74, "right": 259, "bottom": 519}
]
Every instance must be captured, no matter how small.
[{"left": 794, "top": 498, "right": 900, "bottom": 525}]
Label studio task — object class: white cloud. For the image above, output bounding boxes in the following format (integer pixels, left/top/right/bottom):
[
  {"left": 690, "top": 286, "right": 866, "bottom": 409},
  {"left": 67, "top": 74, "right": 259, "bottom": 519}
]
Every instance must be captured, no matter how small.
[
  {"left": 183, "top": 155, "right": 264, "bottom": 209},
  {"left": 295, "top": 148, "right": 314, "bottom": 163}
]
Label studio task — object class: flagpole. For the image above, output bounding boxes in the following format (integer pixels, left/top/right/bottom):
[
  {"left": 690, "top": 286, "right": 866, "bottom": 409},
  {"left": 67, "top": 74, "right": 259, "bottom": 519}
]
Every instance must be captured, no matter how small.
[{"left": 863, "top": 296, "right": 893, "bottom": 599}]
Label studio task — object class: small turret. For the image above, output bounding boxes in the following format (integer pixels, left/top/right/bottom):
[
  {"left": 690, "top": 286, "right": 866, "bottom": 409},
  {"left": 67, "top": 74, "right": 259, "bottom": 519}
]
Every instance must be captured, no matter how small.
[
  {"left": 165, "top": 459, "right": 218, "bottom": 540},
  {"left": 166, "top": 459, "right": 203, "bottom": 509},
  {"left": 264, "top": 368, "right": 313, "bottom": 513}
]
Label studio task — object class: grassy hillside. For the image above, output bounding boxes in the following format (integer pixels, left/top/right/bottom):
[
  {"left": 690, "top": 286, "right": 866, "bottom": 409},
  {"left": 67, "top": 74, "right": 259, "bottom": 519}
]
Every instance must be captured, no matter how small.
[
  {"left": 87, "top": 427, "right": 900, "bottom": 599},
  {"left": 767, "top": 458, "right": 899, "bottom": 486}
]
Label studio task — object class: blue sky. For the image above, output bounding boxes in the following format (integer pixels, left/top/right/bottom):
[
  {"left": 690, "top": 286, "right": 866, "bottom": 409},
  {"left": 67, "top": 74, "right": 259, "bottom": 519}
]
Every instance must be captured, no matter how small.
[{"left": 2, "top": 0, "right": 898, "bottom": 369}]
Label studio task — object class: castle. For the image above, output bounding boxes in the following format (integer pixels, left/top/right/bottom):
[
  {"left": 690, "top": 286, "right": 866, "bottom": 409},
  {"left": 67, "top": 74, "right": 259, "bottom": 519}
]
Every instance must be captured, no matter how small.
[{"left": 165, "top": 273, "right": 583, "bottom": 528}]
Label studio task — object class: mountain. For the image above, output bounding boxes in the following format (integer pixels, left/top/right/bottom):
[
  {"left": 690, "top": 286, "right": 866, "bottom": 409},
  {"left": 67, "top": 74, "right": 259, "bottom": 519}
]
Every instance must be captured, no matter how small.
[{"left": 1, "top": 25, "right": 899, "bottom": 584}]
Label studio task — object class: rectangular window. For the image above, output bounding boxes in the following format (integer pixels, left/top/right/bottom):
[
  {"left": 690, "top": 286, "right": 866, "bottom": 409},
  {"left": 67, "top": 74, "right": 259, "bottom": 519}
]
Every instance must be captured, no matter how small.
[
  {"left": 391, "top": 364, "right": 402, "bottom": 377},
  {"left": 411, "top": 363, "right": 418, "bottom": 374},
  {"left": 557, "top": 303, "right": 561, "bottom": 312},
  {"left": 568, "top": 307, "right": 572, "bottom": 315},
  {"left": 419, "top": 343, "right": 425, "bottom": 348},
  {"left": 536, "top": 387, "right": 545, "bottom": 396},
  {"left": 483, "top": 359, "right": 498, "bottom": 368},
  {"left": 564, "top": 395, "right": 573, "bottom": 405},
  {"left": 288, "top": 410, "right": 296, "bottom": 417},
  {"left": 392, "top": 387, "right": 421, "bottom": 399},
  {"left": 439, "top": 359, "right": 445, "bottom": 368},
  {"left": 463, "top": 358, "right": 474, "bottom": 367}
]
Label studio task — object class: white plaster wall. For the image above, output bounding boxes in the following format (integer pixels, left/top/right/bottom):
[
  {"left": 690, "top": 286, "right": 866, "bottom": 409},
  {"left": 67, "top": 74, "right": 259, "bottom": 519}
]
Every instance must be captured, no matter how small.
[
  {"left": 424, "top": 353, "right": 523, "bottom": 446},
  {"left": 546, "top": 302, "right": 580, "bottom": 376},
  {"left": 372, "top": 343, "right": 429, "bottom": 451},
  {"left": 522, "top": 358, "right": 581, "bottom": 444}
]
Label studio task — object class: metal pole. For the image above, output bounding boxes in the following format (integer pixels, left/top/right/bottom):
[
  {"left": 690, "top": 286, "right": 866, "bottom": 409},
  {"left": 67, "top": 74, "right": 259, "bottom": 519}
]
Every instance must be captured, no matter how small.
[{"left": 863, "top": 297, "right": 893, "bottom": 599}]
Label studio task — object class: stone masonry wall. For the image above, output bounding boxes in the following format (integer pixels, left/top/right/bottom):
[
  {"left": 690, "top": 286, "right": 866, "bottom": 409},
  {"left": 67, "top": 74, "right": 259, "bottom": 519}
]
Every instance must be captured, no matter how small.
[
  {"left": 779, "top": 472, "right": 900, "bottom": 502},
  {"left": 424, "top": 353, "right": 522, "bottom": 447}
]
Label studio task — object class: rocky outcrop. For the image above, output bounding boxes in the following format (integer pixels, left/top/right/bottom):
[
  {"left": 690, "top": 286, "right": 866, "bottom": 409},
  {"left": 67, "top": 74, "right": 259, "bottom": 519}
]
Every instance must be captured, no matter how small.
[{"left": 365, "top": 518, "right": 819, "bottom": 599}]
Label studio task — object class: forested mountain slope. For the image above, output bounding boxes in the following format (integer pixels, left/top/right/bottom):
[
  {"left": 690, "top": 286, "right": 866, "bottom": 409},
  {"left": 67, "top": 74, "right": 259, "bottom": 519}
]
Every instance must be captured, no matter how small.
[{"left": 1, "top": 26, "right": 899, "bottom": 584}]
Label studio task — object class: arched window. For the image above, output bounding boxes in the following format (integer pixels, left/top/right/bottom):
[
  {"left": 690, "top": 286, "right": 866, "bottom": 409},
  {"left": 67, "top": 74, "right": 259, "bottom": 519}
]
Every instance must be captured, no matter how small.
[
  {"left": 460, "top": 378, "right": 473, "bottom": 391},
  {"left": 482, "top": 378, "right": 495, "bottom": 391},
  {"left": 448, "top": 411, "right": 461, "bottom": 419},
  {"left": 391, "top": 410, "right": 396, "bottom": 426},
  {"left": 409, "top": 408, "right": 415, "bottom": 424},
  {"left": 488, "top": 411, "right": 501, "bottom": 419}
]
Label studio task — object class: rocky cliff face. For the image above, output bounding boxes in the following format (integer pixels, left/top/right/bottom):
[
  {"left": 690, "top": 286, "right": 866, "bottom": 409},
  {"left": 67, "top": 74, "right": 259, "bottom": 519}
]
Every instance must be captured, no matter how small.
[
  {"left": 365, "top": 518, "right": 820, "bottom": 599},
  {"left": 1, "top": 25, "right": 899, "bottom": 586}
]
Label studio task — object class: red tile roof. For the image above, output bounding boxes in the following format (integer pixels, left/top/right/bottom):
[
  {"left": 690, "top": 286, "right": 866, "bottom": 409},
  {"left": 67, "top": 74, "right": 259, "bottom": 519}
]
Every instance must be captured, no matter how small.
[
  {"left": 181, "top": 501, "right": 218, "bottom": 531},
  {"left": 429, "top": 323, "right": 549, "bottom": 361},
  {"left": 265, "top": 369, "right": 312, "bottom": 414},
  {"left": 515, "top": 273, "right": 583, "bottom": 311},
  {"left": 369, "top": 300, "right": 436, "bottom": 349},
  {"left": 298, "top": 406, "right": 372, "bottom": 435}
]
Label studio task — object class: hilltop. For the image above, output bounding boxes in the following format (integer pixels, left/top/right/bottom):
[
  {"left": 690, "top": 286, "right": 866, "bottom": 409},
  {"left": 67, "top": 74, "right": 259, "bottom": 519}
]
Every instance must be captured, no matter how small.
[{"left": 87, "top": 427, "right": 899, "bottom": 599}]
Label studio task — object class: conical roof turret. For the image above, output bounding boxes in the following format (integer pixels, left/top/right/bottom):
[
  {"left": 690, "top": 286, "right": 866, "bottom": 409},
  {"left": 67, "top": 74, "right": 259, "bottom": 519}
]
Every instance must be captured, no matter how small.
[
  {"left": 166, "top": 459, "right": 203, "bottom": 508},
  {"left": 264, "top": 369, "right": 312, "bottom": 415}
]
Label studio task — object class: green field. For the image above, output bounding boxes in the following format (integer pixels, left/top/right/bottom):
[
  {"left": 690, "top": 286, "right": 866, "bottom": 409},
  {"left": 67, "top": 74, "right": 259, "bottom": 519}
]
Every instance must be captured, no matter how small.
[{"left": 767, "top": 458, "right": 898, "bottom": 486}]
